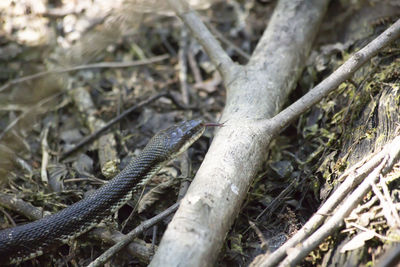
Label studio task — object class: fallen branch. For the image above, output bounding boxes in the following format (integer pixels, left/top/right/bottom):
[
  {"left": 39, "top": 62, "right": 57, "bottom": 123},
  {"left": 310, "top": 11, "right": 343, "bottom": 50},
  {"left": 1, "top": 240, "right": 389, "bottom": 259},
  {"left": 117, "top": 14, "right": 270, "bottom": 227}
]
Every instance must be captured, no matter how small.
[
  {"left": 88, "top": 202, "right": 180, "bottom": 267},
  {"left": 150, "top": 1, "right": 400, "bottom": 266},
  {"left": 268, "top": 19, "right": 400, "bottom": 134},
  {"left": 150, "top": 0, "right": 330, "bottom": 266}
]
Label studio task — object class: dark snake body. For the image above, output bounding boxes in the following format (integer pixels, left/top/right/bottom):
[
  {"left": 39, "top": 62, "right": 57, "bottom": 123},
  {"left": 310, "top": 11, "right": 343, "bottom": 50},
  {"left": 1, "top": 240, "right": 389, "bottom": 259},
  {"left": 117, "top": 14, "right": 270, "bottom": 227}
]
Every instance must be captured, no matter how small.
[{"left": 0, "top": 120, "right": 205, "bottom": 264}]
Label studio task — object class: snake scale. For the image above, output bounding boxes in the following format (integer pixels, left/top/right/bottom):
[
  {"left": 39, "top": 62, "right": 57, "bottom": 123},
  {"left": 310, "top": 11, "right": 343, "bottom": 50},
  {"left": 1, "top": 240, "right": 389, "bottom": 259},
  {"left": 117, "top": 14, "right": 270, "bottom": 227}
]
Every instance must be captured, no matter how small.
[{"left": 0, "top": 119, "right": 208, "bottom": 264}]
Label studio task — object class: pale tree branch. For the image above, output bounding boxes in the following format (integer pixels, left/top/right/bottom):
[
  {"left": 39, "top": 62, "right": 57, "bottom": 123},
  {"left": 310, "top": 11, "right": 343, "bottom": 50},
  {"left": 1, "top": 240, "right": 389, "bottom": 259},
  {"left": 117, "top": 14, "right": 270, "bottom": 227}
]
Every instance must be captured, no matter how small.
[
  {"left": 268, "top": 18, "right": 400, "bottom": 135},
  {"left": 149, "top": 0, "right": 329, "bottom": 266},
  {"left": 149, "top": 1, "right": 399, "bottom": 267}
]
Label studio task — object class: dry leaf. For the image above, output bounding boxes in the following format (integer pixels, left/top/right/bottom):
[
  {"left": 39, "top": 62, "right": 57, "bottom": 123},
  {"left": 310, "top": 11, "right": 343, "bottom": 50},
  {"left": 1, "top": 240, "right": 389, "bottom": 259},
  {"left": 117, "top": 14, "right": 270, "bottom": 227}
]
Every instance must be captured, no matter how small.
[{"left": 340, "top": 231, "right": 375, "bottom": 253}]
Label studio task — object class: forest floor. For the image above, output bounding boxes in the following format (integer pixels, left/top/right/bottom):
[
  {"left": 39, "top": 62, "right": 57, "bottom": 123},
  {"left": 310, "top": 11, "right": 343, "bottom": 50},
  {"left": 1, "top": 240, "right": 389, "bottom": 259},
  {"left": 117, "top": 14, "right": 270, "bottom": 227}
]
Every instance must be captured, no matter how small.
[{"left": 0, "top": 0, "right": 399, "bottom": 266}]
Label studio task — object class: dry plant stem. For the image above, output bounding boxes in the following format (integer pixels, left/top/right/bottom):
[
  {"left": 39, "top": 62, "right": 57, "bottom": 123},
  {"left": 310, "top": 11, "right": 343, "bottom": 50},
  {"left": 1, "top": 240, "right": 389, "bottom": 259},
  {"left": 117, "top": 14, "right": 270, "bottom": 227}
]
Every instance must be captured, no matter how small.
[
  {"left": 87, "top": 202, "right": 180, "bottom": 267},
  {"left": 278, "top": 156, "right": 390, "bottom": 267},
  {"left": 258, "top": 136, "right": 400, "bottom": 267},
  {"left": 150, "top": 1, "right": 329, "bottom": 266},
  {"left": 166, "top": 0, "right": 236, "bottom": 81},
  {"left": 0, "top": 55, "right": 168, "bottom": 93},
  {"left": 268, "top": 19, "right": 400, "bottom": 134}
]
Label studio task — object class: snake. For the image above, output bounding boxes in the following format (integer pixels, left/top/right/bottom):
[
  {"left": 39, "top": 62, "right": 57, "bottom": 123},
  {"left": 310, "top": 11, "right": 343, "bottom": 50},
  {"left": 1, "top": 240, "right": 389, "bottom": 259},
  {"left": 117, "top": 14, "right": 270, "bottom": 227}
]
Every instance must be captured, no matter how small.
[{"left": 0, "top": 119, "right": 209, "bottom": 264}]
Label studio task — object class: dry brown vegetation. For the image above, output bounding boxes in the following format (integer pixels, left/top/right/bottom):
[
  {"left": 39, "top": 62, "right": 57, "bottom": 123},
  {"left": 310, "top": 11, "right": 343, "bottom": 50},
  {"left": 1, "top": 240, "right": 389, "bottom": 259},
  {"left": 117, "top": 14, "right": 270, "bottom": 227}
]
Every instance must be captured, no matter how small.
[{"left": 0, "top": 0, "right": 400, "bottom": 266}]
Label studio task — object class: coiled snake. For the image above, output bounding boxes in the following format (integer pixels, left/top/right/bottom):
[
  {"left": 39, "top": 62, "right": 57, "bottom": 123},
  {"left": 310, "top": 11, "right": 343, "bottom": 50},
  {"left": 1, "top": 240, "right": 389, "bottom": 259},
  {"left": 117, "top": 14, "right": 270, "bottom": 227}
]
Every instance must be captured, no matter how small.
[{"left": 0, "top": 119, "right": 209, "bottom": 264}]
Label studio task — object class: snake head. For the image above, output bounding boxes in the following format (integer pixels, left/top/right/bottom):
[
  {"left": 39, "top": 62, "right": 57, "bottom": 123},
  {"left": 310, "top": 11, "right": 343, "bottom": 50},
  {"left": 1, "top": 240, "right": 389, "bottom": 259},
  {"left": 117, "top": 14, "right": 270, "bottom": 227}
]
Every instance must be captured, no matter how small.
[{"left": 144, "top": 119, "right": 206, "bottom": 161}]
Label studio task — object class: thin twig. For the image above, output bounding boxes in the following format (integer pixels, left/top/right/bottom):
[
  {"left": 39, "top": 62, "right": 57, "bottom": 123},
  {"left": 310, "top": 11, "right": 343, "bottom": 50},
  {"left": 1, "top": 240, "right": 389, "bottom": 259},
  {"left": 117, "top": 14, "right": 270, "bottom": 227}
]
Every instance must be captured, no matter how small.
[
  {"left": 268, "top": 19, "right": 400, "bottom": 136},
  {"left": 0, "top": 55, "right": 169, "bottom": 93},
  {"left": 87, "top": 202, "right": 180, "bottom": 267}
]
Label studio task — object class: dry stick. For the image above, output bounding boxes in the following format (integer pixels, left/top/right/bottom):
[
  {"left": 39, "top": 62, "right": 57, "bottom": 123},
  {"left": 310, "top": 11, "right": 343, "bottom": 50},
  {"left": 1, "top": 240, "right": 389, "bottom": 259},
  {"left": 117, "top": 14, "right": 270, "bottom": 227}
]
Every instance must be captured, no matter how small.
[
  {"left": 151, "top": 1, "right": 329, "bottom": 266},
  {"left": 87, "top": 202, "right": 180, "bottom": 267},
  {"left": 268, "top": 19, "right": 400, "bottom": 136},
  {"left": 166, "top": 0, "right": 236, "bottom": 81},
  {"left": 278, "top": 156, "right": 391, "bottom": 267},
  {"left": 89, "top": 227, "right": 154, "bottom": 264},
  {"left": 257, "top": 135, "right": 400, "bottom": 267},
  {"left": 0, "top": 55, "right": 169, "bottom": 93},
  {"left": 0, "top": 193, "right": 51, "bottom": 220},
  {"left": 60, "top": 92, "right": 167, "bottom": 160}
]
